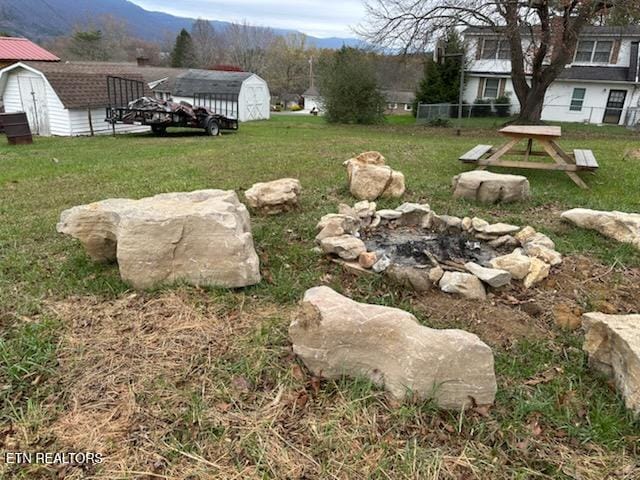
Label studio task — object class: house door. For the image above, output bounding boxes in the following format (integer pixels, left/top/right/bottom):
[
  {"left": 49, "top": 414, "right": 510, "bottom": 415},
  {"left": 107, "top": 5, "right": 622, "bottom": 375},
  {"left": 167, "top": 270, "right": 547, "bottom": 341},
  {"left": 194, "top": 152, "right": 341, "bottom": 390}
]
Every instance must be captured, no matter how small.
[
  {"left": 602, "top": 89, "right": 627, "bottom": 125},
  {"left": 18, "top": 76, "right": 50, "bottom": 136}
]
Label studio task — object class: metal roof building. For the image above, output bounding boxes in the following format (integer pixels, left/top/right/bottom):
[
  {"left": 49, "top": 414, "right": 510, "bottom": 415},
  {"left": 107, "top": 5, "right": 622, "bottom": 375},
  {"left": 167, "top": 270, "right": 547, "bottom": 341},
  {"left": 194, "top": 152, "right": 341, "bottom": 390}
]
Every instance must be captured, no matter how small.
[{"left": 0, "top": 37, "right": 59, "bottom": 66}]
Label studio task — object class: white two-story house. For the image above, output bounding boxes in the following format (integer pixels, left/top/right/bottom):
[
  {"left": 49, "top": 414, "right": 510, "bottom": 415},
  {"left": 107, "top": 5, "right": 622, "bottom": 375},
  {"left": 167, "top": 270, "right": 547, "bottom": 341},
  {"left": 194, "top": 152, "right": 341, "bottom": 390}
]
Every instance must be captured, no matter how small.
[{"left": 462, "top": 25, "right": 640, "bottom": 125}]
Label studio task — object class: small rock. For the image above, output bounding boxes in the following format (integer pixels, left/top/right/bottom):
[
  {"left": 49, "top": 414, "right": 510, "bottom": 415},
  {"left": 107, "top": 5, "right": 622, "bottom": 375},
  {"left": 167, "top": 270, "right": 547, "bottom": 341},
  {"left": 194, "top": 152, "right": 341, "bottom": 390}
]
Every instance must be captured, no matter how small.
[
  {"left": 523, "top": 257, "right": 550, "bottom": 289},
  {"left": 370, "top": 215, "right": 381, "bottom": 228},
  {"left": 353, "top": 200, "right": 377, "bottom": 219},
  {"left": 386, "top": 265, "right": 433, "bottom": 292},
  {"left": 516, "top": 226, "right": 555, "bottom": 250},
  {"left": 464, "top": 262, "right": 512, "bottom": 288},
  {"left": 376, "top": 209, "right": 402, "bottom": 220},
  {"left": 481, "top": 223, "right": 521, "bottom": 235},
  {"left": 461, "top": 217, "right": 473, "bottom": 232},
  {"left": 316, "top": 214, "right": 360, "bottom": 235},
  {"left": 524, "top": 244, "right": 562, "bottom": 266},
  {"left": 582, "top": 312, "right": 640, "bottom": 413},
  {"left": 515, "top": 226, "right": 537, "bottom": 244},
  {"left": 244, "top": 178, "right": 301, "bottom": 215},
  {"left": 289, "top": 286, "right": 497, "bottom": 408},
  {"left": 320, "top": 235, "right": 366, "bottom": 260},
  {"left": 432, "top": 214, "right": 462, "bottom": 232},
  {"left": 372, "top": 254, "right": 392, "bottom": 273},
  {"left": 472, "top": 217, "right": 489, "bottom": 231},
  {"left": 553, "top": 304, "right": 582, "bottom": 330},
  {"left": 488, "top": 235, "right": 518, "bottom": 248},
  {"left": 428, "top": 266, "right": 445, "bottom": 283},
  {"left": 490, "top": 249, "right": 531, "bottom": 280},
  {"left": 439, "top": 272, "right": 487, "bottom": 300},
  {"left": 395, "top": 203, "right": 431, "bottom": 226},
  {"left": 358, "top": 251, "right": 378, "bottom": 269}
]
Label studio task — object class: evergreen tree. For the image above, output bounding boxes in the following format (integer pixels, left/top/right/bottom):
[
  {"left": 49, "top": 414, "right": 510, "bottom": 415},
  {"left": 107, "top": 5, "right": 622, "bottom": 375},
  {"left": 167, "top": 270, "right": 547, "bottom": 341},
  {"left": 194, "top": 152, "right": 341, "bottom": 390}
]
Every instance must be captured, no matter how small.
[
  {"left": 414, "top": 30, "right": 465, "bottom": 114},
  {"left": 171, "top": 29, "right": 197, "bottom": 68},
  {"left": 318, "top": 47, "right": 385, "bottom": 125},
  {"left": 68, "top": 30, "right": 108, "bottom": 61}
]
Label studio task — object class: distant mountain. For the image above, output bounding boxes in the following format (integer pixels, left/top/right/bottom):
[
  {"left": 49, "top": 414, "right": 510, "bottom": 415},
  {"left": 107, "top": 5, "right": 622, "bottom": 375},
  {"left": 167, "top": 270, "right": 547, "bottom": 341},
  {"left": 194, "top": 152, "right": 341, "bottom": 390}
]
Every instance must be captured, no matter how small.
[{"left": 0, "top": 0, "right": 364, "bottom": 49}]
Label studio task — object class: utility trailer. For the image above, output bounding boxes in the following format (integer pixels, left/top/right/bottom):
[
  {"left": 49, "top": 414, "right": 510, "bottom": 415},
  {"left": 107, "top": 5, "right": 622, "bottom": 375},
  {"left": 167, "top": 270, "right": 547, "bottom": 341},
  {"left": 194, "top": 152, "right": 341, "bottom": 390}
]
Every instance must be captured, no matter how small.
[{"left": 105, "top": 76, "right": 239, "bottom": 136}]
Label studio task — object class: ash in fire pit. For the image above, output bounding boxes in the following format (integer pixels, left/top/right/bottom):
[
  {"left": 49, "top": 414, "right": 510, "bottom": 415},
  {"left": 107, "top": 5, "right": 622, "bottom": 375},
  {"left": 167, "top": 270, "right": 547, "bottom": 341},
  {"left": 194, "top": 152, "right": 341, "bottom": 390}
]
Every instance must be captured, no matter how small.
[{"left": 363, "top": 227, "right": 499, "bottom": 268}]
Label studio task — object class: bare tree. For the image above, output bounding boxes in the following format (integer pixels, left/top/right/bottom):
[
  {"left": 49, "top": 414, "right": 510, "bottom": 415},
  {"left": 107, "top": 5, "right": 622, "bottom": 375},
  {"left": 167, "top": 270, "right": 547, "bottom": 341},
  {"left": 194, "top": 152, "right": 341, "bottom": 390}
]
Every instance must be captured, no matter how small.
[
  {"left": 191, "top": 19, "right": 222, "bottom": 68},
  {"left": 361, "top": 0, "right": 640, "bottom": 123},
  {"left": 265, "top": 33, "right": 314, "bottom": 97},
  {"left": 225, "top": 21, "right": 276, "bottom": 74}
]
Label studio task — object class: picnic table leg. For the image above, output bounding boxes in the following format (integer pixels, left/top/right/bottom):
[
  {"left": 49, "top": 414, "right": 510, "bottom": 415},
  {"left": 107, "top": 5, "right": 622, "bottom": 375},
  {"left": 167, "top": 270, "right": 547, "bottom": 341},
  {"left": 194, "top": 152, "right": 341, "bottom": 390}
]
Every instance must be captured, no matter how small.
[
  {"left": 524, "top": 139, "right": 533, "bottom": 162},
  {"left": 540, "top": 140, "right": 588, "bottom": 189},
  {"left": 476, "top": 138, "right": 520, "bottom": 170}
]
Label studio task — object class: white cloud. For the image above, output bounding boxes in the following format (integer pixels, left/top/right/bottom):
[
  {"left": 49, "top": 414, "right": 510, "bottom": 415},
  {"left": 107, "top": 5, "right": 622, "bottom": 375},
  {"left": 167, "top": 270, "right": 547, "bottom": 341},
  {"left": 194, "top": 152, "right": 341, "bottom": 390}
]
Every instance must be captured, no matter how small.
[{"left": 129, "top": 0, "right": 366, "bottom": 38}]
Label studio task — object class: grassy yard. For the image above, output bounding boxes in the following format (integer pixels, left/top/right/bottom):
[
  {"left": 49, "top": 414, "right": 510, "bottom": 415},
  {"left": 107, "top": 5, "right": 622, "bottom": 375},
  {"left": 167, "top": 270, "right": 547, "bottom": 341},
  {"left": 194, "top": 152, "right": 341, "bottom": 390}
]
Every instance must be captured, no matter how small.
[{"left": 1, "top": 116, "right": 639, "bottom": 478}]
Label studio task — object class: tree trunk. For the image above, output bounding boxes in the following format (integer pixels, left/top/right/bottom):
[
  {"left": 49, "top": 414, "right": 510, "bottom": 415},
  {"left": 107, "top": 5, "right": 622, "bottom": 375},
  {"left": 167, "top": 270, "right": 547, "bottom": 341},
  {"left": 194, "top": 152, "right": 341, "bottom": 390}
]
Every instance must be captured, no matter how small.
[{"left": 515, "top": 83, "right": 549, "bottom": 124}]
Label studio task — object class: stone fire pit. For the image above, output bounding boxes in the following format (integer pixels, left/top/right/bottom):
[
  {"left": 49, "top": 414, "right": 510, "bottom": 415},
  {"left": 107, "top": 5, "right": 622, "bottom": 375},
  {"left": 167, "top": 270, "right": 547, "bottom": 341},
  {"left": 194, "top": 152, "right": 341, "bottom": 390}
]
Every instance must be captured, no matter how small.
[{"left": 316, "top": 201, "right": 562, "bottom": 299}]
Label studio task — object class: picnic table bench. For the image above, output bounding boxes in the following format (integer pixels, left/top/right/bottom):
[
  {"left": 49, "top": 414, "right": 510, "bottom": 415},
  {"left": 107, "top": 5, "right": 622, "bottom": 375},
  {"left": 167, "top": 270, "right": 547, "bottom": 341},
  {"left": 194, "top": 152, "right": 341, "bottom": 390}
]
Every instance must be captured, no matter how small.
[{"left": 459, "top": 125, "right": 598, "bottom": 188}]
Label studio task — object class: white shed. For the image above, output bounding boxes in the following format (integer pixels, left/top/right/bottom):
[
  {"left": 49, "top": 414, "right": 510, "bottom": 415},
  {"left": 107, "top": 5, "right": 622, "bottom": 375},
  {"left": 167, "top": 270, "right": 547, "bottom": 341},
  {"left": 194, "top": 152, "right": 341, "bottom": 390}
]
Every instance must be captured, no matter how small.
[
  {"left": 162, "top": 69, "right": 271, "bottom": 122},
  {"left": 302, "top": 86, "right": 323, "bottom": 113},
  {"left": 0, "top": 62, "right": 149, "bottom": 136}
]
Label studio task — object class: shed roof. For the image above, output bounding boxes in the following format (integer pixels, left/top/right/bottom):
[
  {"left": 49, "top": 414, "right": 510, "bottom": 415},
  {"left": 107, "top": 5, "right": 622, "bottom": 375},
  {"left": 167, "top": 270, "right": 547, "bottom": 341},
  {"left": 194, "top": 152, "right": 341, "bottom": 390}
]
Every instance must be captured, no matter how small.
[
  {"left": 303, "top": 85, "right": 320, "bottom": 97},
  {"left": 173, "top": 70, "right": 253, "bottom": 97},
  {"left": 22, "top": 61, "right": 150, "bottom": 108},
  {"left": 0, "top": 37, "right": 59, "bottom": 62},
  {"left": 382, "top": 90, "right": 415, "bottom": 104}
]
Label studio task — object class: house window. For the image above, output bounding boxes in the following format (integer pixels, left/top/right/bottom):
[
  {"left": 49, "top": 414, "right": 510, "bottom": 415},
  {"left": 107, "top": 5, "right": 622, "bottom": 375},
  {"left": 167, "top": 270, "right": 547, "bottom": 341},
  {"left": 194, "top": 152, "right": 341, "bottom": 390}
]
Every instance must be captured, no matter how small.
[
  {"left": 575, "top": 40, "right": 613, "bottom": 63},
  {"left": 387, "top": 103, "right": 398, "bottom": 110},
  {"left": 570, "top": 88, "right": 586, "bottom": 111},
  {"left": 481, "top": 38, "right": 510, "bottom": 60},
  {"left": 404, "top": 104, "right": 412, "bottom": 111},
  {"left": 483, "top": 78, "right": 500, "bottom": 98}
]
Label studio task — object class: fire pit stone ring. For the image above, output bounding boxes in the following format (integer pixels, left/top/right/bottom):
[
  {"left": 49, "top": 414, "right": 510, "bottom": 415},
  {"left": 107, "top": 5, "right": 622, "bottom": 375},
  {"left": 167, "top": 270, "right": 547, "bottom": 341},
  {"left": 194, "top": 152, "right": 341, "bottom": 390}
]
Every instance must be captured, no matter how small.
[{"left": 316, "top": 201, "right": 562, "bottom": 299}]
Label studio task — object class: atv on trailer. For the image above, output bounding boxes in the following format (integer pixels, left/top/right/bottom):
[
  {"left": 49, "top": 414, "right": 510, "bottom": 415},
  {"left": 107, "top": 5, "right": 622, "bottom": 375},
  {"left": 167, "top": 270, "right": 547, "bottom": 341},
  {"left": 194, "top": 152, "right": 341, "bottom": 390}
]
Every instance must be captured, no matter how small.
[{"left": 105, "top": 76, "right": 239, "bottom": 136}]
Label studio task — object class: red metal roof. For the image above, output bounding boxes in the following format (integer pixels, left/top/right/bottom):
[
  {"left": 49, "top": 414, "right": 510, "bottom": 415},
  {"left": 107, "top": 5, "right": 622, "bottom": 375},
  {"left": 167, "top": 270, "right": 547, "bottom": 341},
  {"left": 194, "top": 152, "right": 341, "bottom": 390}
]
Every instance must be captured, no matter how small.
[{"left": 0, "top": 37, "right": 60, "bottom": 62}]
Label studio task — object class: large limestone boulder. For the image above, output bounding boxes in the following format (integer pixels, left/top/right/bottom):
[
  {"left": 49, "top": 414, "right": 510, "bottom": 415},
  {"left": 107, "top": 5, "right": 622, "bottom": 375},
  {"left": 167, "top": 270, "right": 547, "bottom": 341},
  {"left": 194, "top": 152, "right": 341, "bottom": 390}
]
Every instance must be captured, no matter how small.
[
  {"left": 582, "top": 312, "right": 640, "bottom": 414},
  {"left": 452, "top": 171, "right": 530, "bottom": 204},
  {"left": 344, "top": 151, "right": 405, "bottom": 201},
  {"left": 57, "top": 190, "right": 261, "bottom": 289},
  {"left": 561, "top": 208, "right": 640, "bottom": 250},
  {"left": 290, "top": 286, "right": 497, "bottom": 409},
  {"left": 244, "top": 178, "right": 301, "bottom": 215}
]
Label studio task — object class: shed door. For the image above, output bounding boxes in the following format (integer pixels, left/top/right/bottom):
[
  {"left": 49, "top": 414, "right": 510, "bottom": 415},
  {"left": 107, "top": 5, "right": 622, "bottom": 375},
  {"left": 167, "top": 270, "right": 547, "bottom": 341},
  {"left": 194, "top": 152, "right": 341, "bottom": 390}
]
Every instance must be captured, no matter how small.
[
  {"left": 244, "top": 85, "right": 265, "bottom": 121},
  {"left": 18, "top": 76, "right": 50, "bottom": 136}
]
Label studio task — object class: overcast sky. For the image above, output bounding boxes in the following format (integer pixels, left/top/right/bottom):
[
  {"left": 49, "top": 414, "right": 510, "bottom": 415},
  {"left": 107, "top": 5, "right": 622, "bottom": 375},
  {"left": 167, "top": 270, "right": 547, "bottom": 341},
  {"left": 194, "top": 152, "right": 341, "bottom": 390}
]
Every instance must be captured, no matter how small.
[{"left": 129, "top": 0, "right": 367, "bottom": 38}]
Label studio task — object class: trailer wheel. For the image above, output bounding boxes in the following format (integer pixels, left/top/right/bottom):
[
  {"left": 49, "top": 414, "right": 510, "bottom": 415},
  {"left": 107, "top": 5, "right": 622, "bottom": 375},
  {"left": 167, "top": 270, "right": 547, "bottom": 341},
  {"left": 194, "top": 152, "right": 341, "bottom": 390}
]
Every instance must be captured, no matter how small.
[
  {"left": 151, "top": 125, "right": 166, "bottom": 136},
  {"left": 206, "top": 119, "right": 220, "bottom": 136}
]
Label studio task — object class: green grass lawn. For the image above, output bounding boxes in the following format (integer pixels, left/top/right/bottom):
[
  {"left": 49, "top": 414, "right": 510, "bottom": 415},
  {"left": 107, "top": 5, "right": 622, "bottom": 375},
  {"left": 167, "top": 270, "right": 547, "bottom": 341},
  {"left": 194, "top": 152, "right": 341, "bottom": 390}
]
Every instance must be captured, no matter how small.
[{"left": 1, "top": 116, "right": 639, "bottom": 478}]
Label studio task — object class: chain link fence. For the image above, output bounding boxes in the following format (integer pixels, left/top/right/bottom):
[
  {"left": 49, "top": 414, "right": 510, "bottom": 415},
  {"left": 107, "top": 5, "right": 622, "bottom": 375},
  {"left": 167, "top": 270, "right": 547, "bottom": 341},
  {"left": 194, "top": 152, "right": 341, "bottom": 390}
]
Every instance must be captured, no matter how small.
[{"left": 416, "top": 102, "right": 639, "bottom": 129}]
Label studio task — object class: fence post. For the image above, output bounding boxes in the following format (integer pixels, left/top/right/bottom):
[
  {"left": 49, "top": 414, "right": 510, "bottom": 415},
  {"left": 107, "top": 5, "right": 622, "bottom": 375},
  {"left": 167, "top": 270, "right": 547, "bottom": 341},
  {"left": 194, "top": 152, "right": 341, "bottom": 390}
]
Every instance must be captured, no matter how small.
[{"left": 87, "top": 106, "right": 94, "bottom": 136}]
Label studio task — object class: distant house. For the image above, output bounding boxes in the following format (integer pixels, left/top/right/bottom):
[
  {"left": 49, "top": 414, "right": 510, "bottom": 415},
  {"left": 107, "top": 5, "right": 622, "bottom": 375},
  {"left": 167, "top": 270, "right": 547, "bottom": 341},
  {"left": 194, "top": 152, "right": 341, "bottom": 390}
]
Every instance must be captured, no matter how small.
[
  {"left": 0, "top": 37, "right": 59, "bottom": 69},
  {"left": 462, "top": 25, "right": 640, "bottom": 125},
  {"left": 382, "top": 90, "right": 415, "bottom": 114},
  {"left": 302, "top": 86, "right": 323, "bottom": 112},
  {"left": 0, "top": 61, "right": 270, "bottom": 136}
]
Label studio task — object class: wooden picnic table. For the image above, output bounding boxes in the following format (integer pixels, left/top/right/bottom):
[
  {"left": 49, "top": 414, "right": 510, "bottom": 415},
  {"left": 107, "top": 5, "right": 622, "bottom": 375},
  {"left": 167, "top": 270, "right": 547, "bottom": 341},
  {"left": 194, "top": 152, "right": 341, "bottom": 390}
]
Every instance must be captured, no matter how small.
[{"left": 459, "top": 125, "right": 598, "bottom": 189}]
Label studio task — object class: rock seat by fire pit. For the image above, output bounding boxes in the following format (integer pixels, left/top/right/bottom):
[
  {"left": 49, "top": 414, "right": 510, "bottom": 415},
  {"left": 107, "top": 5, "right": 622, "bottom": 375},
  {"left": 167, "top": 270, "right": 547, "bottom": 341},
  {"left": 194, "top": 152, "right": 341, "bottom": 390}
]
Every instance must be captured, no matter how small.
[
  {"left": 57, "top": 190, "right": 261, "bottom": 290},
  {"left": 245, "top": 178, "right": 302, "bottom": 215},
  {"left": 452, "top": 171, "right": 531, "bottom": 204},
  {"left": 315, "top": 201, "right": 562, "bottom": 298},
  {"left": 344, "top": 151, "right": 406, "bottom": 201}
]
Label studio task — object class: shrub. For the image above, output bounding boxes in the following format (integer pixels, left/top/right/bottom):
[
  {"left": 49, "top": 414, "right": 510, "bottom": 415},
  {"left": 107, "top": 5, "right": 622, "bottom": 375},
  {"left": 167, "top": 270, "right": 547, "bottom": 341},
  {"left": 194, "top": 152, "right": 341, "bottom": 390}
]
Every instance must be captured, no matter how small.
[
  {"left": 472, "top": 99, "right": 493, "bottom": 117},
  {"left": 494, "top": 96, "right": 512, "bottom": 117},
  {"left": 427, "top": 117, "right": 452, "bottom": 127},
  {"left": 317, "top": 47, "right": 386, "bottom": 125}
]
